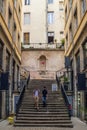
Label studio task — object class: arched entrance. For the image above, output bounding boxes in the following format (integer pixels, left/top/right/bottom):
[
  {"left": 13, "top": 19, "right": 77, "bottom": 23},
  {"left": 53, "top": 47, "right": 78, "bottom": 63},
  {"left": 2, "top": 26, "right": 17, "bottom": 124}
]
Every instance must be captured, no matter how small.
[{"left": 39, "top": 55, "right": 46, "bottom": 71}]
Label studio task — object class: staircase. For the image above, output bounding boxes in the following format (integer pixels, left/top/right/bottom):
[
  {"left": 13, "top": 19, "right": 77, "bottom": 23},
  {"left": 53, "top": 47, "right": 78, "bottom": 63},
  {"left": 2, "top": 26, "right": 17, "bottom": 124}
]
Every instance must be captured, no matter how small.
[{"left": 14, "top": 79, "right": 73, "bottom": 127}]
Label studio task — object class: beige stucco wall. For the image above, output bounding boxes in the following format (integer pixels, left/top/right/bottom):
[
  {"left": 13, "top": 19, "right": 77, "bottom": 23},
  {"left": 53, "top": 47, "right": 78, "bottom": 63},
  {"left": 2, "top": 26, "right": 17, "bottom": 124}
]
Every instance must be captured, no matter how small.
[
  {"left": 22, "top": 0, "right": 47, "bottom": 43},
  {"left": 22, "top": 50, "right": 64, "bottom": 79}
]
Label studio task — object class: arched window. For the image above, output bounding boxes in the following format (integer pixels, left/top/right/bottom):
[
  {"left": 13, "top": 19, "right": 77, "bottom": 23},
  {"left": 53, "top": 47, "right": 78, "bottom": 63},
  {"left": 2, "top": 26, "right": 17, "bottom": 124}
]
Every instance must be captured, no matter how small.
[{"left": 39, "top": 55, "right": 46, "bottom": 70}]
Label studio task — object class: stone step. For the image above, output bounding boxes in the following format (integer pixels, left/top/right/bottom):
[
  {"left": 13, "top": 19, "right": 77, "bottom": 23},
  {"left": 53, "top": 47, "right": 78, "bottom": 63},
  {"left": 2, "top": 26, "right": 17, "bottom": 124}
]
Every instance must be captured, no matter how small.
[
  {"left": 21, "top": 102, "right": 65, "bottom": 104},
  {"left": 17, "top": 113, "right": 69, "bottom": 117},
  {"left": 20, "top": 106, "right": 66, "bottom": 109},
  {"left": 18, "top": 111, "right": 69, "bottom": 115},
  {"left": 19, "top": 107, "right": 68, "bottom": 110},
  {"left": 14, "top": 123, "right": 73, "bottom": 127},
  {"left": 16, "top": 116, "right": 70, "bottom": 120},
  {"left": 19, "top": 109, "right": 68, "bottom": 112},
  {"left": 23, "top": 96, "right": 63, "bottom": 99},
  {"left": 23, "top": 94, "right": 62, "bottom": 97},
  {"left": 17, "top": 114, "right": 69, "bottom": 120},
  {"left": 15, "top": 119, "right": 72, "bottom": 124},
  {"left": 21, "top": 100, "right": 64, "bottom": 103},
  {"left": 21, "top": 103, "right": 65, "bottom": 105}
]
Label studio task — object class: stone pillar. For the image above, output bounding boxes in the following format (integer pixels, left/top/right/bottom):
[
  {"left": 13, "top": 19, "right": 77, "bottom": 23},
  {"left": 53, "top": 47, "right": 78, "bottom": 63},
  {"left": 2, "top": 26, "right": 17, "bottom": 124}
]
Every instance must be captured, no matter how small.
[
  {"left": 2, "top": 45, "right": 6, "bottom": 118},
  {"left": 80, "top": 46, "right": 85, "bottom": 120},
  {"left": 80, "top": 46, "right": 84, "bottom": 71},
  {"left": 80, "top": 92, "right": 85, "bottom": 120},
  {"left": 9, "top": 55, "right": 13, "bottom": 114},
  {"left": 73, "top": 55, "right": 78, "bottom": 117},
  {"left": 1, "top": 91, "right": 6, "bottom": 118}
]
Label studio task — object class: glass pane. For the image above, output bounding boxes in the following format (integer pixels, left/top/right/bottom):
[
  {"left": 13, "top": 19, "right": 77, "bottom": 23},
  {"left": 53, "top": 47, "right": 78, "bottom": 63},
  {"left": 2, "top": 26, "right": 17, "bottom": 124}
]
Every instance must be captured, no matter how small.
[{"left": 24, "top": 13, "right": 30, "bottom": 24}]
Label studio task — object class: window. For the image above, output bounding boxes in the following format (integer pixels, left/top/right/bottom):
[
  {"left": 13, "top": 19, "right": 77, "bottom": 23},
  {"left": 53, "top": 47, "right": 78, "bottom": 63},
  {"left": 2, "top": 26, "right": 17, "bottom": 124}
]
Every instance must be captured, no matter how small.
[
  {"left": 14, "top": 0, "right": 17, "bottom": 7},
  {"left": 0, "top": 40, "right": 3, "bottom": 69},
  {"left": 24, "top": 33, "right": 30, "bottom": 44},
  {"left": 48, "top": 0, "right": 53, "bottom": 4},
  {"left": 13, "top": 22, "right": 16, "bottom": 42},
  {"left": 17, "top": 66, "right": 19, "bottom": 88},
  {"left": 83, "top": 41, "right": 87, "bottom": 69},
  {"left": 81, "top": 0, "right": 86, "bottom": 16},
  {"left": 18, "top": 6, "right": 21, "bottom": 18},
  {"left": 76, "top": 51, "right": 80, "bottom": 73},
  {"left": 8, "top": 7, "right": 12, "bottom": 30},
  {"left": 60, "top": 31, "right": 64, "bottom": 40},
  {"left": 60, "top": 31, "right": 64, "bottom": 34},
  {"left": 69, "top": 23, "right": 73, "bottom": 43},
  {"left": 48, "top": 32, "right": 54, "bottom": 43},
  {"left": 0, "top": 0, "right": 3, "bottom": 13},
  {"left": 25, "top": 0, "right": 30, "bottom": 5},
  {"left": 65, "top": 6, "right": 68, "bottom": 21},
  {"left": 24, "top": 13, "right": 30, "bottom": 24},
  {"left": 48, "top": 12, "right": 54, "bottom": 24},
  {"left": 69, "top": 0, "right": 72, "bottom": 9},
  {"left": 18, "top": 33, "right": 20, "bottom": 43},
  {"left": 66, "top": 34, "right": 68, "bottom": 50},
  {"left": 6, "top": 50, "right": 10, "bottom": 72},
  {"left": 74, "top": 8, "right": 78, "bottom": 30},
  {"left": 59, "top": 1, "right": 64, "bottom": 11}
]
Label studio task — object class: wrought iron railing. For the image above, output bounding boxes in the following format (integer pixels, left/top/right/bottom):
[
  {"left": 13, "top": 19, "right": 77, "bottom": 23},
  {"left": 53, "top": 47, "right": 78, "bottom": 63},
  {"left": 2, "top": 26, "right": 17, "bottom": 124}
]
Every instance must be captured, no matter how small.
[
  {"left": 16, "top": 73, "right": 30, "bottom": 115},
  {"left": 56, "top": 75, "right": 72, "bottom": 118},
  {"left": 22, "top": 43, "right": 64, "bottom": 49}
]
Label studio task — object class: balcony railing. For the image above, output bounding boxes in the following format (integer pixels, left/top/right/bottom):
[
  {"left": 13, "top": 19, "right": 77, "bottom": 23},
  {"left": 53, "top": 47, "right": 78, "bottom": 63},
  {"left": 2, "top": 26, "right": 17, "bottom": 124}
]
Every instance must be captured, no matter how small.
[{"left": 22, "top": 43, "right": 64, "bottom": 50}]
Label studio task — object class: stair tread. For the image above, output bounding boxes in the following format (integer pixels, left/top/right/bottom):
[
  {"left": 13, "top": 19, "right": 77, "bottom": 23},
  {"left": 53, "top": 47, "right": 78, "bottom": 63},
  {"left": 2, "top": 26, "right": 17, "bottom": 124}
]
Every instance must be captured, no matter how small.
[{"left": 14, "top": 124, "right": 73, "bottom": 128}]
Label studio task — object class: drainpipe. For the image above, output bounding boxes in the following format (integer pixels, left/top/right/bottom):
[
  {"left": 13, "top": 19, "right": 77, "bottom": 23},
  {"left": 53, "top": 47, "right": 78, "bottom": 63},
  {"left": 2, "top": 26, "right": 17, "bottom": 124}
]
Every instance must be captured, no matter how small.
[{"left": 46, "top": 0, "right": 48, "bottom": 43}]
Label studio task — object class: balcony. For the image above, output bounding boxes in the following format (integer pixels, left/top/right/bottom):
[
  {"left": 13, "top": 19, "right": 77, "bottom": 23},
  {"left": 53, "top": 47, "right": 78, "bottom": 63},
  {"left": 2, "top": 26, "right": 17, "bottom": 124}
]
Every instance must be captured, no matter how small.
[{"left": 22, "top": 43, "right": 64, "bottom": 50}]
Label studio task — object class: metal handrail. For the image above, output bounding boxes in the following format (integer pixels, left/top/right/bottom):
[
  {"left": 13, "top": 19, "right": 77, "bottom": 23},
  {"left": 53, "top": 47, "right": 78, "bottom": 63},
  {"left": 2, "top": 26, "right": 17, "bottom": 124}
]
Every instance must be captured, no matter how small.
[
  {"left": 56, "top": 75, "right": 72, "bottom": 118},
  {"left": 16, "top": 73, "right": 30, "bottom": 115}
]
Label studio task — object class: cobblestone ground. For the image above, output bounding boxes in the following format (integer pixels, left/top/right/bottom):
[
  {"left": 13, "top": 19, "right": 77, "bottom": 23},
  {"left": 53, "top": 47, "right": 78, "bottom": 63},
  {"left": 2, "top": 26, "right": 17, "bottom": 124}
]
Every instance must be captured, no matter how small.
[{"left": 0, "top": 117, "right": 87, "bottom": 130}]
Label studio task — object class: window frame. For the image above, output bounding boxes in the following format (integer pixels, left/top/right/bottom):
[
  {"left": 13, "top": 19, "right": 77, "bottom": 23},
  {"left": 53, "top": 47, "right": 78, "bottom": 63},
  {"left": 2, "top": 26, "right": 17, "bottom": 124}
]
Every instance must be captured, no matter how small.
[
  {"left": 23, "top": 32, "right": 30, "bottom": 44},
  {"left": 83, "top": 40, "right": 87, "bottom": 69},
  {"left": 24, "top": 12, "right": 30, "bottom": 24},
  {"left": 47, "top": 12, "right": 54, "bottom": 24},
  {"left": 48, "top": 32, "right": 54, "bottom": 43},
  {"left": 0, "top": 40, "right": 3, "bottom": 69},
  {"left": 25, "top": 0, "right": 30, "bottom": 5},
  {"left": 48, "top": 0, "right": 53, "bottom": 4}
]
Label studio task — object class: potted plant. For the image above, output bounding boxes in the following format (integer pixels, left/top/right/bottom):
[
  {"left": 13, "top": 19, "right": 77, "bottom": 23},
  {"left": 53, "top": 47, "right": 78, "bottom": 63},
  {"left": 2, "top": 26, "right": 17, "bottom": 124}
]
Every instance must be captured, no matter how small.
[{"left": 61, "top": 38, "right": 65, "bottom": 46}]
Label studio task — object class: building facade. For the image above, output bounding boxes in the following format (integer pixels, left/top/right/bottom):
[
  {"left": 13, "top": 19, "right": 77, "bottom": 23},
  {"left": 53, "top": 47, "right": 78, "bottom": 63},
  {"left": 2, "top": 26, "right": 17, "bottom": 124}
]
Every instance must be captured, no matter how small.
[
  {"left": 0, "top": 0, "right": 22, "bottom": 119},
  {"left": 22, "top": 0, "right": 64, "bottom": 44},
  {"left": 64, "top": 0, "right": 87, "bottom": 121},
  {"left": 22, "top": 0, "right": 65, "bottom": 79}
]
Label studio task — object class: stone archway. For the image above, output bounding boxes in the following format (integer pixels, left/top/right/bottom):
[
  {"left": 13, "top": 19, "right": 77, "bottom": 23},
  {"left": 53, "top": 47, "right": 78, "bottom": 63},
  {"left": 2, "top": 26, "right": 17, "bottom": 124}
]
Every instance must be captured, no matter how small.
[{"left": 39, "top": 55, "right": 46, "bottom": 71}]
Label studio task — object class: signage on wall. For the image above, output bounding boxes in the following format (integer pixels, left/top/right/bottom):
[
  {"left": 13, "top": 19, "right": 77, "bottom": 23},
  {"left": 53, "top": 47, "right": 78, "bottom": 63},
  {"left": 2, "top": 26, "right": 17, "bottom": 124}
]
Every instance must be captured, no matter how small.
[{"left": 0, "top": 72, "right": 9, "bottom": 90}]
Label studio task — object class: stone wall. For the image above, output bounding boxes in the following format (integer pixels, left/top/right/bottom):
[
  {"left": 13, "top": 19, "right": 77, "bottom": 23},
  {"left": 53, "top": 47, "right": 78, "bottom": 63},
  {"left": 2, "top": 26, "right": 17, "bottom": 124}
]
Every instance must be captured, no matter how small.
[{"left": 21, "top": 50, "right": 65, "bottom": 79}]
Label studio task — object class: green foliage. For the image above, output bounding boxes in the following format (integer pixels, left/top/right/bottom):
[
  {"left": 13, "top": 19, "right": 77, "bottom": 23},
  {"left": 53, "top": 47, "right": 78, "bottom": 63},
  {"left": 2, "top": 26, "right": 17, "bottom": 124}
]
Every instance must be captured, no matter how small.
[
  {"left": 61, "top": 38, "right": 65, "bottom": 45},
  {"left": 64, "top": 77, "right": 68, "bottom": 82}
]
